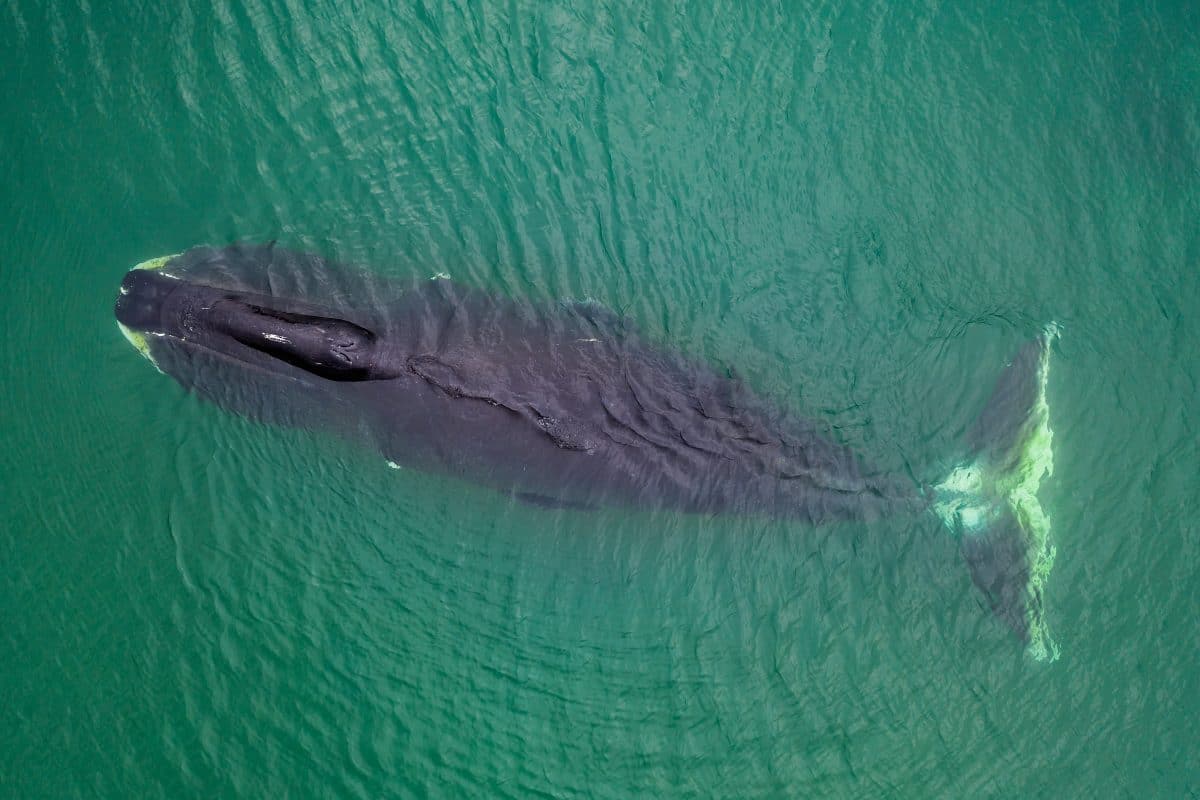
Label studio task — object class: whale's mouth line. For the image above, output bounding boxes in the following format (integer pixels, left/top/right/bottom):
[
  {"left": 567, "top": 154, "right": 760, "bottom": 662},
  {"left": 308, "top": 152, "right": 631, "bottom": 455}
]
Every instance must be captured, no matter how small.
[{"left": 119, "top": 312, "right": 321, "bottom": 387}]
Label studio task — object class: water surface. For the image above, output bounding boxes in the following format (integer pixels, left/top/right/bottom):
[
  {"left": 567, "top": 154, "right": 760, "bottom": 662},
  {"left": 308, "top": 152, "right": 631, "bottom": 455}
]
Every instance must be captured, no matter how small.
[{"left": 2, "top": 1, "right": 1198, "bottom": 796}]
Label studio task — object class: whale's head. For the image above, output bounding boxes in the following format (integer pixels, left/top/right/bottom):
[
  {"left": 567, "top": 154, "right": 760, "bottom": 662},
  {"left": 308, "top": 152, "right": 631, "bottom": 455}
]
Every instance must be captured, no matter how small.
[{"left": 114, "top": 251, "right": 397, "bottom": 424}]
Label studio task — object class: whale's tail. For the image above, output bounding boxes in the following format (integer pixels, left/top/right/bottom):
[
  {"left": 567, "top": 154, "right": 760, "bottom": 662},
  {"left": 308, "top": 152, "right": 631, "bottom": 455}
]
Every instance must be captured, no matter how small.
[{"left": 932, "top": 326, "right": 1060, "bottom": 661}]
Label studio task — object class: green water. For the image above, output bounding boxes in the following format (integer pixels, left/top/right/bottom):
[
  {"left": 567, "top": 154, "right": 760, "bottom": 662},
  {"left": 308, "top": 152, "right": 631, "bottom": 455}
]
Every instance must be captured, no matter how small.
[{"left": 3, "top": 1, "right": 1198, "bottom": 796}]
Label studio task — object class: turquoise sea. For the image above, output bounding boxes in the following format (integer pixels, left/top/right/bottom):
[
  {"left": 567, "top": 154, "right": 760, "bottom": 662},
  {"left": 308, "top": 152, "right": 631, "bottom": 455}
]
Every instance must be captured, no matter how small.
[{"left": 3, "top": 1, "right": 1197, "bottom": 797}]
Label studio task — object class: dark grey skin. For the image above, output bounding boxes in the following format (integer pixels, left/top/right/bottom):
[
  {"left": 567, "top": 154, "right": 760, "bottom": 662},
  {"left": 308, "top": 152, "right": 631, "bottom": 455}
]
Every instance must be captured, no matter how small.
[
  {"left": 115, "top": 245, "right": 915, "bottom": 522},
  {"left": 114, "top": 244, "right": 1052, "bottom": 646}
]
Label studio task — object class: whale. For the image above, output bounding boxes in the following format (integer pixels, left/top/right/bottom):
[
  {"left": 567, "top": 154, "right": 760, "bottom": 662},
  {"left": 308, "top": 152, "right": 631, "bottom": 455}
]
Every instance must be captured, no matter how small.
[{"left": 114, "top": 243, "right": 1060, "bottom": 659}]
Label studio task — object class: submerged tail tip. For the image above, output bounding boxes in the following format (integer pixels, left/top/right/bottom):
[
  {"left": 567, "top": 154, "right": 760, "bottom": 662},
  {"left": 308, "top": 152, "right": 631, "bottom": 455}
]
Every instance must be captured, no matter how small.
[{"left": 959, "top": 505, "right": 1060, "bottom": 662}]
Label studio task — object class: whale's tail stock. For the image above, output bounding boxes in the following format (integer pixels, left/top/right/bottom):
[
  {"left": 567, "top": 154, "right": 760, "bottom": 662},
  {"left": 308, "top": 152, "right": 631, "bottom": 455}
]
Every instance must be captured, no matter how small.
[{"left": 932, "top": 325, "right": 1060, "bottom": 661}]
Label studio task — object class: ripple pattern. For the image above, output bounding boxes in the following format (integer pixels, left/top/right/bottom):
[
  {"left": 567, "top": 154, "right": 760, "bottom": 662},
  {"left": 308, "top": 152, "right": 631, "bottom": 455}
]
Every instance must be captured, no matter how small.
[{"left": 2, "top": 0, "right": 1198, "bottom": 796}]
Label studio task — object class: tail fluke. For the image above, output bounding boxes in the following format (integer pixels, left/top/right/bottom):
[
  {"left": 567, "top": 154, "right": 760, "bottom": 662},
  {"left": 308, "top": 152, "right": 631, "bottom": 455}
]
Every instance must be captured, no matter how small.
[{"left": 933, "top": 326, "right": 1059, "bottom": 661}]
